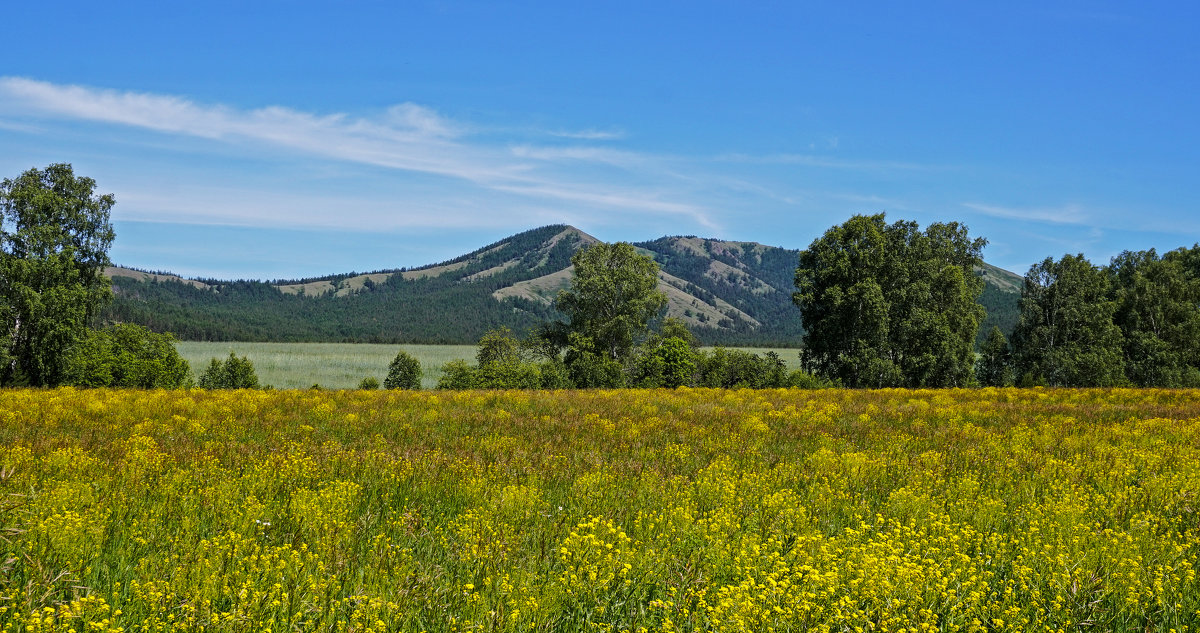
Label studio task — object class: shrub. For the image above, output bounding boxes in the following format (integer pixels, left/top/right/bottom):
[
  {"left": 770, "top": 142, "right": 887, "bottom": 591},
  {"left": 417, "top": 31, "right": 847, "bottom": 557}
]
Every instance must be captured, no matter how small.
[
  {"left": 759, "top": 351, "right": 790, "bottom": 388},
  {"left": 436, "top": 359, "right": 478, "bottom": 389},
  {"left": 632, "top": 351, "right": 666, "bottom": 388},
  {"left": 198, "top": 352, "right": 259, "bottom": 389},
  {"left": 536, "top": 359, "right": 572, "bottom": 389},
  {"left": 384, "top": 350, "right": 422, "bottom": 390},
  {"left": 436, "top": 358, "right": 549, "bottom": 390},
  {"left": 787, "top": 369, "right": 836, "bottom": 389},
  {"left": 438, "top": 328, "right": 569, "bottom": 390},
  {"left": 358, "top": 376, "right": 380, "bottom": 390},
  {"left": 697, "top": 348, "right": 753, "bottom": 388},
  {"left": 565, "top": 348, "right": 624, "bottom": 388},
  {"left": 471, "top": 328, "right": 543, "bottom": 389},
  {"left": 476, "top": 359, "right": 542, "bottom": 389},
  {"left": 476, "top": 327, "right": 521, "bottom": 367},
  {"left": 696, "top": 348, "right": 791, "bottom": 389},
  {"left": 66, "top": 324, "right": 192, "bottom": 389},
  {"left": 633, "top": 336, "right": 698, "bottom": 388}
]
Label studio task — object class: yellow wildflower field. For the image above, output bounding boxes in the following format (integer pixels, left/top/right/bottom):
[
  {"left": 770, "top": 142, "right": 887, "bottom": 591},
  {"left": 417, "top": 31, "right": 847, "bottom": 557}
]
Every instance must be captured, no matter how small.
[{"left": 1, "top": 387, "right": 1198, "bottom": 632}]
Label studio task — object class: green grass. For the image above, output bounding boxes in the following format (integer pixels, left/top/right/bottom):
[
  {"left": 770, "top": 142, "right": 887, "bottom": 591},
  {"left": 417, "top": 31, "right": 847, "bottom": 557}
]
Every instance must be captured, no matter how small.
[
  {"left": 727, "top": 347, "right": 803, "bottom": 368},
  {"left": 176, "top": 342, "right": 476, "bottom": 389},
  {"left": 175, "top": 342, "right": 804, "bottom": 389}
]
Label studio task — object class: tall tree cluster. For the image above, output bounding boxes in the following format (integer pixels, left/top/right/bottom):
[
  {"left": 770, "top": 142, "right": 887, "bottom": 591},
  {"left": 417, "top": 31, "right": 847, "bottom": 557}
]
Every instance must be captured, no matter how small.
[
  {"left": 1, "top": 164, "right": 191, "bottom": 388},
  {"left": 793, "top": 214, "right": 1200, "bottom": 389},
  {"left": 7, "top": 162, "right": 1200, "bottom": 392},
  {"left": 1109, "top": 248, "right": 1200, "bottom": 386},
  {"left": 991, "top": 247, "right": 1200, "bottom": 387},
  {"left": 1008, "top": 255, "right": 1126, "bottom": 387},
  {"left": 793, "top": 214, "right": 986, "bottom": 388},
  {"left": 1, "top": 164, "right": 115, "bottom": 386}
]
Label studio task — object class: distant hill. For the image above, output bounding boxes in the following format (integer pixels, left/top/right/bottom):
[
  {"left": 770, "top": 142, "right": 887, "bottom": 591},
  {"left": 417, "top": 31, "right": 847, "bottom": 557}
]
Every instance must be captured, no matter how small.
[{"left": 102, "top": 224, "right": 1024, "bottom": 346}]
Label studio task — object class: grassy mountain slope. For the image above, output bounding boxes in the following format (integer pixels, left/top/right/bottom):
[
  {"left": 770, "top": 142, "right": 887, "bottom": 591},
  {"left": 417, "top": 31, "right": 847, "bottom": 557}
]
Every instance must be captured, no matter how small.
[{"left": 103, "top": 224, "right": 1024, "bottom": 345}]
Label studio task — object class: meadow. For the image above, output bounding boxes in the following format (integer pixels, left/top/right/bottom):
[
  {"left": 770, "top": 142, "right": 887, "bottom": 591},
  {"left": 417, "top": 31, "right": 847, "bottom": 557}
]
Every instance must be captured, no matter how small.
[
  {"left": 175, "top": 342, "right": 479, "bottom": 390},
  {"left": 2, "top": 387, "right": 1199, "bottom": 632},
  {"left": 175, "top": 342, "right": 804, "bottom": 389}
]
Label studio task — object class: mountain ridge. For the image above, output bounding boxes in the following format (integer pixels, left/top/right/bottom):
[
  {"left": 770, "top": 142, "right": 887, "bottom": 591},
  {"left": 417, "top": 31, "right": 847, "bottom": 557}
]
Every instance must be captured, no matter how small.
[{"left": 102, "top": 224, "right": 1024, "bottom": 346}]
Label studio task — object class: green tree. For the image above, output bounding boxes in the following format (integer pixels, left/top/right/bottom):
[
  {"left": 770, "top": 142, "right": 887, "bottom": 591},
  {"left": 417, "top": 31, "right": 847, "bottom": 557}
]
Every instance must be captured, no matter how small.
[
  {"left": 556, "top": 242, "right": 667, "bottom": 362},
  {"left": 1107, "top": 247, "right": 1200, "bottom": 386},
  {"left": 977, "top": 326, "right": 1012, "bottom": 387},
  {"left": 564, "top": 333, "right": 625, "bottom": 388},
  {"left": 656, "top": 316, "right": 699, "bottom": 349},
  {"left": 435, "top": 328, "right": 554, "bottom": 390},
  {"left": 0, "top": 164, "right": 115, "bottom": 386},
  {"left": 472, "top": 327, "right": 542, "bottom": 389},
  {"left": 631, "top": 317, "right": 700, "bottom": 388},
  {"left": 760, "top": 351, "right": 790, "bottom": 388},
  {"left": 793, "top": 214, "right": 986, "bottom": 388},
  {"left": 198, "top": 352, "right": 260, "bottom": 389},
  {"left": 383, "top": 350, "right": 422, "bottom": 389},
  {"left": 787, "top": 368, "right": 835, "bottom": 389},
  {"left": 65, "top": 324, "right": 192, "bottom": 388},
  {"left": 517, "top": 326, "right": 573, "bottom": 389},
  {"left": 535, "top": 358, "right": 572, "bottom": 389},
  {"left": 633, "top": 336, "right": 698, "bottom": 388},
  {"left": 476, "top": 327, "right": 522, "bottom": 367},
  {"left": 437, "top": 359, "right": 478, "bottom": 389},
  {"left": 696, "top": 347, "right": 787, "bottom": 388},
  {"left": 1010, "top": 254, "right": 1125, "bottom": 387}
]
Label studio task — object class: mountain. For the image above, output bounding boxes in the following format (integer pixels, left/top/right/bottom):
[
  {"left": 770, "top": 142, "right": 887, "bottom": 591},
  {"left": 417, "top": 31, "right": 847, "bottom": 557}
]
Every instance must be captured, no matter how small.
[{"left": 102, "top": 224, "right": 1024, "bottom": 346}]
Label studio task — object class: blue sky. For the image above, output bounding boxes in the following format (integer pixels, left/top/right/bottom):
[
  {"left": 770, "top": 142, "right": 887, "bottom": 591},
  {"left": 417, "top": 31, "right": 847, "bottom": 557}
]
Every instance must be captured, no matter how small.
[{"left": 1, "top": 1, "right": 1197, "bottom": 279}]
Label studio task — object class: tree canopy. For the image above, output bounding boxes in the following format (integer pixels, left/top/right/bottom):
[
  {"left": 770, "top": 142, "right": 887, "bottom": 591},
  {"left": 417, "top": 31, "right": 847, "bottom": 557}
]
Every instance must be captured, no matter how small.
[
  {"left": 555, "top": 242, "right": 667, "bottom": 362},
  {"left": 0, "top": 164, "right": 115, "bottom": 386},
  {"left": 1010, "top": 254, "right": 1126, "bottom": 387},
  {"left": 793, "top": 214, "right": 986, "bottom": 388},
  {"left": 66, "top": 323, "right": 192, "bottom": 388},
  {"left": 383, "top": 350, "right": 422, "bottom": 390},
  {"left": 977, "top": 326, "right": 1012, "bottom": 387},
  {"left": 198, "top": 352, "right": 260, "bottom": 389},
  {"left": 1106, "top": 246, "right": 1200, "bottom": 386}
]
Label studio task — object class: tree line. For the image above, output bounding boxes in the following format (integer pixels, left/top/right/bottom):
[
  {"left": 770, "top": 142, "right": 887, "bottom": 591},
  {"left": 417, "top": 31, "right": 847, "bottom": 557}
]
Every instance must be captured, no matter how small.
[
  {"left": 794, "top": 214, "right": 1200, "bottom": 388},
  {"left": 978, "top": 248, "right": 1200, "bottom": 387},
  {"left": 4, "top": 164, "right": 1198, "bottom": 390}
]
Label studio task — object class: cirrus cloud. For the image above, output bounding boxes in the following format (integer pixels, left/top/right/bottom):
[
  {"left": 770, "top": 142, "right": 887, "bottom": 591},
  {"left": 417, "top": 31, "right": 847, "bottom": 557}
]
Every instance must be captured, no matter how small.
[{"left": 0, "top": 76, "right": 714, "bottom": 227}]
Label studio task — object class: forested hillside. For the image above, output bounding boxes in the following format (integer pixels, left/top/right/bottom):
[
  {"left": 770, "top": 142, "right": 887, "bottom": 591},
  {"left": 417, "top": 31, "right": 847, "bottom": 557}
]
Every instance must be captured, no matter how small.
[{"left": 102, "top": 225, "right": 1023, "bottom": 345}]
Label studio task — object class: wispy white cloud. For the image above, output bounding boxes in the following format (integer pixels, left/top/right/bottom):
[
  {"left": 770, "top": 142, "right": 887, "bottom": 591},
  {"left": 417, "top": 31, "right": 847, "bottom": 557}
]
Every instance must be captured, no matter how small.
[
  {"left": 384, "top": 103, "right": 461, "bottom": 138},
  {"left": 492, "top": 182, "right": 716, "bottom": 227},
  {"left": 0, "top": 77, "right": 711, "bottom": 225},
  {"left": 0, "top": 77, "right": 518, "bottom": 181},
  {"left": 548, "top": 128, "right": 625, "bottom": 140},
  {"left": 828, "top": 192, "right": 918, "bottom": 212},
  {"left": 113, "top": 184, "right": 559, "bottom": 231},
  {"left": 0, "top": 119, "right": 41, "bottom": 133},
  {"left": 963, "top": 202, "right": 1090, "bottom": 225},
  {"left": 509, "top": 144, "right": 650, "bottom": 168},
  {"left": 715, "top": 152, "right": 943, "bottom": 172}
]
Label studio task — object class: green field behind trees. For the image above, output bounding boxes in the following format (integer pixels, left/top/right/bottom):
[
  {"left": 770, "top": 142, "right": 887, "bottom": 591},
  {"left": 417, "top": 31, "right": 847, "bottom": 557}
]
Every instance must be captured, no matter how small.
[{"left": 175, "top": 342, "right": 803, "bottom": 390}]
